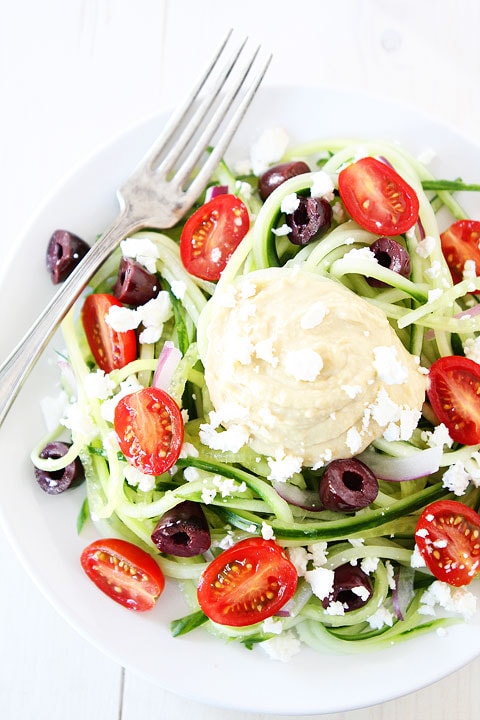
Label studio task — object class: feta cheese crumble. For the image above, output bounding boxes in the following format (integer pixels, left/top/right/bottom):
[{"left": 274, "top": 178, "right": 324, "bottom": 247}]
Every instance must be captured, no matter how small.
[{"left": 120, "top": 235, "right": 159, "bottom": 273}]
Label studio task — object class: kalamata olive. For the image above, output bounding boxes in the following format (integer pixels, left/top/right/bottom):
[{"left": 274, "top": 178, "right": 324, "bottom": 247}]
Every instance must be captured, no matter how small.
[
  {"left": 151, "top": 500, "right": 211, "bottom": 557},
  {"left": 258, "top": 161, "right": 311, "bottom": 201},
  {"left": 34, "top": 441, "right": 84, "bottom": 495},
  {"left": 322, "top": 563, "right": 373, "bottom": 611},
  {"left": 367, "top": 236, "right": 411, "bottom": 287},
  {"left": 287, "top": 196, "right": 332, "bottom": 246},
  {"left": 46, "top": 229, "right": 90, "bottom": 284},
  {"left": 113, "top": 257, "right": 160, "bottom": 306},
  {"left": 319, "top": 458, "right": 378, "bottom": 512}
]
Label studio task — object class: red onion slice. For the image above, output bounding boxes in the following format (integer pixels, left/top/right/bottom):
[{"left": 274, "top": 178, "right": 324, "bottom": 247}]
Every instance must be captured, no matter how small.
[
  {"left": 358, "top": 445, "right": 443, "bottom": 481},
  {"left": 392, "top": 565, "right": 415, "bottom": 620},
  {"left": 205, "top": 185, "right": 229, "bottom": 201},
  {"left": 153, "top": 341, "right": 182, "bottom": 391},
  {"left": 272, "top": 480, "right": 323, "bottom": 511}
]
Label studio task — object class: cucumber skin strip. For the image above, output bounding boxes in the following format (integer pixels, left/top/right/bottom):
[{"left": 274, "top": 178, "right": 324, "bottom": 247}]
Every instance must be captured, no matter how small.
[{"left": 217, "top": 482, "right": 450, "bottom": 541}]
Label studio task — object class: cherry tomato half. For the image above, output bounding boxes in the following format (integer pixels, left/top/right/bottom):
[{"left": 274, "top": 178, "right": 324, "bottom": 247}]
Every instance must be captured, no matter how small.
[
  {"left": 338, "top": 156, "right": 419, "bottom": 235},
  {"left": 81, "top": 293, "right": 137, "bottom": 373},
  {"left": 197, "top": 537, "right": 297, "bottom": 627},
  {"left": 415, "top": 500, "right": 480, "bottom": 586},
  {"left": 441, "top": 219, "right": 480, "bottom": 291},
  {"left": 427, "top": 355, "right": 480, "bottom": 445},
  {"left": 80, "top": 538, "right": 165, "bottom": 611},
  {"left": 180, "top": 194, "right": 249, "bottom": 281},
  {"left": 114, "top": 387, "right": 184, "bottom": 476}
]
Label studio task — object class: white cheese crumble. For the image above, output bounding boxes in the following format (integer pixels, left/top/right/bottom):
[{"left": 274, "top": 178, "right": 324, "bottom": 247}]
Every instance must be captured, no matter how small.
[
  {"left": 300, "top": 300, "right": 329, "bottom": 329},
  {"left": 441, "top": 461, "right": 471, "bottom": 496},
  {"left": 62, "top": 402, "right": 97, "bottom": 444},
  {"left": 346, "top": 427, "right": 362, "bottom": 454},
  {"left": 288, "top": 547, "right": 310, "bottom": 576},
  {"left": 373, "top": 346, "right": 408, "bottom": 385},
  {"left": 304, "top": 567, "right": 335, "bottom": 600},
  {"left": 352, "top": 585, "right": 371, "bottom": 602},
  {"left": 120, "top": 236, "right": 159, "bottom": 274},
  {"left": 324, "top": 600, "right": 346, "bottom": 616},
  {"left": 415, "top": 235, "right": 436, "bottom": 258},
  {"left": 201, "top": 486, "right": 217, "bottom": 504},
  {"left": 280, "top": 193, "right": 300, "bottom": 215},
  {"left": 367, "top": 607, "right": 394, "bottom": 630},
  {"left": 283, "top": 348, "right": 323, "bottom": 381},
  {"left": 463, "top": 259, "right": 477, "bottom": 281},
  {"left": 410, "top": 543, "right": 427, "bottom": 568},
  {"left": 259, "top": 630, "right": 302, "bottom": 662},
  {"left": 309, "top": 170, "right": 335, "bottom": 201},
  {"left": 267, "top": 451, "right": 303, "bottom": 483},
  {"left": 341, "top": 384, "right": 362, "bottom": 399},
  {"left": 261, "top": 521, "right": 275, "bottom": 540},
  {"left": 123, "top": 464, "right": 156, "bottom": 492},
  {"left": 424, "top": 260, "right": 442, "bottom": 279},
  {"left": 83, "top": 369, "right": 115, "bottom": 400},
  {"left": 308, "top": 541, "right": 328, "bottom": 567},
  {"left": 419, "top": 580, "right": 477, "bottom": 620},
  {"left": 272, "top": 223, "right": 291, "bottom": 236},
  {"left": 255, "top": 337, "right": 278, "bottom": 367},
  {"left": 99, "top": 375, "right": 143, "bottom": 423},
  {"left": 464, "top": 336, "right": 480, "bottom": 364},
  {"left": 360, "top": 556, "right": 379, "bottom": 574},
  {"left": 421, "top": 422, "right": 454, "bottom": 449},
  {"left": 105, "top": 291, "right": 173, "bottom": 345},
  {"left": 199, "top": 422, "right": 249, "bottom": 453},
  {"left": 169, "top": 279, "right": 186, "bottom": 300}
]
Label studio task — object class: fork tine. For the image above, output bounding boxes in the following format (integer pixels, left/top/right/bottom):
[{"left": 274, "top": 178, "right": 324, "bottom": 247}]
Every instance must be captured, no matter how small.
[
  {"left": 171, "top": 41, "right": 264, "bottom": 191},
  {"left": 183, "top": 50, "right": 272, "bottom": 201},
  {"left": 128, "top": 29, "right": 234, "bottom": 178},
  {"left": 156, "top": 36, "right": 249, "bottom": 176}
]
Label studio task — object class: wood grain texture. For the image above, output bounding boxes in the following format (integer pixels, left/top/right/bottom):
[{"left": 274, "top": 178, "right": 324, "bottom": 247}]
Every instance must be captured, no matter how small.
[{"left": 0, "top": 1, "right": 479, "bottom": 718}]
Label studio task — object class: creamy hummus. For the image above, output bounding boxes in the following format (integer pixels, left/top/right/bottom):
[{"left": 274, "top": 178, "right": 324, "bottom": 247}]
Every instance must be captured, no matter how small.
[{"left": 198, "top": 266, "right": 427, "bottom": 471}]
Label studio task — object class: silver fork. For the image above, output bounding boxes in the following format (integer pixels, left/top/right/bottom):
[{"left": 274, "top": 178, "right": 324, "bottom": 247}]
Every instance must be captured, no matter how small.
[{"left": 0, "top": 32, "right": 271, "bottom": 428}]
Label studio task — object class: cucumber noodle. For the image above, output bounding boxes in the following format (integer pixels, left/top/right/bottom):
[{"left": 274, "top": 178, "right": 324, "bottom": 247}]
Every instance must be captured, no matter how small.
[{"left": 32, "top": 136, "right": 480, "bottom": 658}]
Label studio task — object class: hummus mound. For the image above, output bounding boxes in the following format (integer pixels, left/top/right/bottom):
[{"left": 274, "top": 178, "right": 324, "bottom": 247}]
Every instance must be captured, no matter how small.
[{"left": 198, "top": 266, "right": 427, "bottom": 468}]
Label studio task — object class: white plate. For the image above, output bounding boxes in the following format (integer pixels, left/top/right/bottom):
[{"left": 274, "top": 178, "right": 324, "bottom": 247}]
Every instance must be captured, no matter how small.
[{"left": 1, "top": 86, "right": 480, "bottom": 715}]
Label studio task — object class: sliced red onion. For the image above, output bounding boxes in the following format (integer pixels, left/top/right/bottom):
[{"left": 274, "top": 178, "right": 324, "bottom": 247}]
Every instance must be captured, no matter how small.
[
  {"left": 272, "top": 480, "right": 323, "bottom": 511},
  {"left": 378, "top": 155, "right": 394, "bottom": 169},
  {"left": 392, "top": 565, "right": 415, "bottom": 620},
  {"left": 205, "top": 185, "right": 228, "bottom": 201},
  {"left": 152, "top": 341, "right": 182, "bottom": 391},
  {"left": 416, "top": 216, "right": 426, "bottom": 240},
  {"left": 357, "top": 445, "right": 443, "bottom": 481}
]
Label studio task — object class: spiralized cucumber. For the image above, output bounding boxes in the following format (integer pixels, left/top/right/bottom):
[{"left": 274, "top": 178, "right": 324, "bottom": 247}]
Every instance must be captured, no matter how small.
[{"left": 33, "top": 136, "right": 480, "bottom": 656}]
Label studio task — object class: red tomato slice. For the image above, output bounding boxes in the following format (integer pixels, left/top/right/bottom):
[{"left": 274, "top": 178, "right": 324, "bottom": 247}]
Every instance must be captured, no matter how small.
[
  {"left": 180, "top": 194, "right": 249, "bottom": 281},
  {"left": 197, "top": 537, "right": 297, "bottom": 627},
  {"left": 114, "top": 386, "right": 184, "bottom": 475},
  {"left": 415, "top": 500, "right": 480, "bottom": 586},
  {"left": 338, "top": 156, "right": 419, "bottom": 235},
  {"left": 81, "top": 293, "right": 137, "bottom": 373},
  {"left": 427, "top": 355, "right": 480, "bottom": 445},
  {"left": 440, "top": 219, "right": 480, "bottom": 291},
  {"left": 80, "top": 538, "right": 165, "bottom": 611}
]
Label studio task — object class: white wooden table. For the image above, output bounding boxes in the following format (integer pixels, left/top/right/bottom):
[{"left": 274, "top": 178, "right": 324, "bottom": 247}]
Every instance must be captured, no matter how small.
[{"left": 1, "top": 1, "right": 480, "bottom": 718}]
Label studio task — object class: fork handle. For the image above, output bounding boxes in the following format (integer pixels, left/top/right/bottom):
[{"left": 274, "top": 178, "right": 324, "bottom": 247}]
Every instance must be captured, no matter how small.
[{"left": 0, "top": 210, "right": 143, "bottom": 429}]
